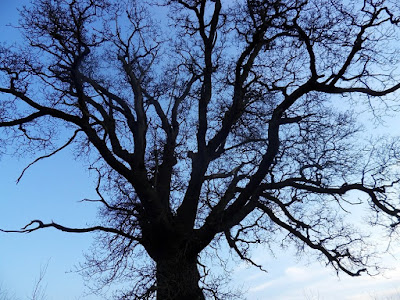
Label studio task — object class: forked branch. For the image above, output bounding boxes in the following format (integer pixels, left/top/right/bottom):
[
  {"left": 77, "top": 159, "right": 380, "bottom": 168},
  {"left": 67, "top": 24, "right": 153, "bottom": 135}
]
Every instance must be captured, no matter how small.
[{"left": 0, "top": 220, "right": 139, "bottom": 241}]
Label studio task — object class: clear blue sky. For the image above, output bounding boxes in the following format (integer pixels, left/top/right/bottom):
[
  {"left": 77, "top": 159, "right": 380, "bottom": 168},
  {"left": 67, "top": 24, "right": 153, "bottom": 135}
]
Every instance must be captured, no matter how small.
[
  {"left": 1, "top": 1, "right": 400, "bottom": 299},
  {"left": 0, "top": 3, "right": 99, "bottom": 299}
]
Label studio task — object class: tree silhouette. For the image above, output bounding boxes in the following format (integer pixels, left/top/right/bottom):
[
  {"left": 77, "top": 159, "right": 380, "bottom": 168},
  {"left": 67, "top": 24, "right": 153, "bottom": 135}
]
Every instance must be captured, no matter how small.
[{"left": 1, "top": 0, "right": 400, "bottom": 299}]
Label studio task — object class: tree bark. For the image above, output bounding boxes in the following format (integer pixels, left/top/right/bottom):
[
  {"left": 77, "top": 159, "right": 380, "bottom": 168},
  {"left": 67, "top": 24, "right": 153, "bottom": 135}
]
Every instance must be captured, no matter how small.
[{"left": 156, "top": 255, "right": 205, "bottom": 300}]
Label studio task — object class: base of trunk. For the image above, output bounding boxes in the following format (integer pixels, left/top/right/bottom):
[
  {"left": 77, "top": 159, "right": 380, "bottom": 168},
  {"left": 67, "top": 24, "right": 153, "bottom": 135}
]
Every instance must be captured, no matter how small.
[{"left": 156, "top": 256, "right": 205, "bottom": 300}]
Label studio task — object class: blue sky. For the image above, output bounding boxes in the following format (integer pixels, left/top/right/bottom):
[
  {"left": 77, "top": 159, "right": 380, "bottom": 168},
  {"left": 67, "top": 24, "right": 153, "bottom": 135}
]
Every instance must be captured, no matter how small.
[
  {"left": 0, "top": 152, "right": 99, "bottom": 299},
  {"left": 1, "top": 1, "right": 400, "bottom": 299},
  {"left": 0, "top": 3, "right": 99, "bottom": 298}
]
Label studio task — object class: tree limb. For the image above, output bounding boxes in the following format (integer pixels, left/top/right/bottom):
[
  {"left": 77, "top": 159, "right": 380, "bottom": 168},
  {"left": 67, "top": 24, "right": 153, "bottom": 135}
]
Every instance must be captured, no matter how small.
[{"left": 0, "top": 220, "right": 139, "bottom": 241}]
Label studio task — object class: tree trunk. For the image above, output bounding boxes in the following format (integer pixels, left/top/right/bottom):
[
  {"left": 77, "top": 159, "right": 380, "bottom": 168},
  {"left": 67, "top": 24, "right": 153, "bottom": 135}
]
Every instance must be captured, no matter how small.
[{"left": 156, "top": 255, "right": 205, "bottom": 300}]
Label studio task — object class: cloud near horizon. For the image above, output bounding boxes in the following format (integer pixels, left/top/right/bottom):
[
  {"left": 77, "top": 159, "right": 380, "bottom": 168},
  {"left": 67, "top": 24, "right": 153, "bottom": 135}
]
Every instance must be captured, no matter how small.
[{"left": 237, "top": 259, "right": 400, "bottom": 300}]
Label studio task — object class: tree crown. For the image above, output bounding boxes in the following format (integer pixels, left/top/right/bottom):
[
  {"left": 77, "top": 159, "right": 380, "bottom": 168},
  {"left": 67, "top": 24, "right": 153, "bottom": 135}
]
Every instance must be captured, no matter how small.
[{"left": 2, "top": 0, "right": 400, "bottom": 298}]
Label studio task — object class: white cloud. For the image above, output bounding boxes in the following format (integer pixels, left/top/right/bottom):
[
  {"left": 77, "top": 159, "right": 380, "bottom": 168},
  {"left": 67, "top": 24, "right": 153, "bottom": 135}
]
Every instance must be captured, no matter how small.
[
  {"left": 237, "top": 260, "right": 400, "bottom": 300},
  {"left": 284, "top": 266, "right": 314, "bottom": 281},
  {"left": 250, "top": 280, "right": 277, "bottom": 293}
]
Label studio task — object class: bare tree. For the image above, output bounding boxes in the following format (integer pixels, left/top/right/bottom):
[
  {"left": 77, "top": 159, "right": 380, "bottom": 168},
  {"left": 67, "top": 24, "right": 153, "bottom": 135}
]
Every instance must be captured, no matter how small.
[
  {"left": 0, "top": 262, "right": 48, "bottom": 300},
  {"left": 0, "top": 284, "right": 18, "bottom": 300},
  {"left": 28, "top": 261, "right": 48, "bottom": 300},
  {"left": 2, "top": 0, "right": 400, "bottom": 299}
]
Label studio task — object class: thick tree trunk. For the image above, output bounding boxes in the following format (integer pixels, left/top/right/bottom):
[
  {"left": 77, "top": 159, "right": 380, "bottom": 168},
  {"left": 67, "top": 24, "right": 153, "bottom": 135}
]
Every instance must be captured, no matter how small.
[{"left": 156, "top": 255, "right": 205, "bottom": 300}]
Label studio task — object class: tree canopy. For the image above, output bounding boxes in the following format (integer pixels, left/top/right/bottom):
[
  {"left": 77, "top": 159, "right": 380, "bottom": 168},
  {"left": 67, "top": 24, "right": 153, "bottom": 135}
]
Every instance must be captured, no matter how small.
[{"left": 2, "top": 0, "right": 400, "bottom": 299}]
